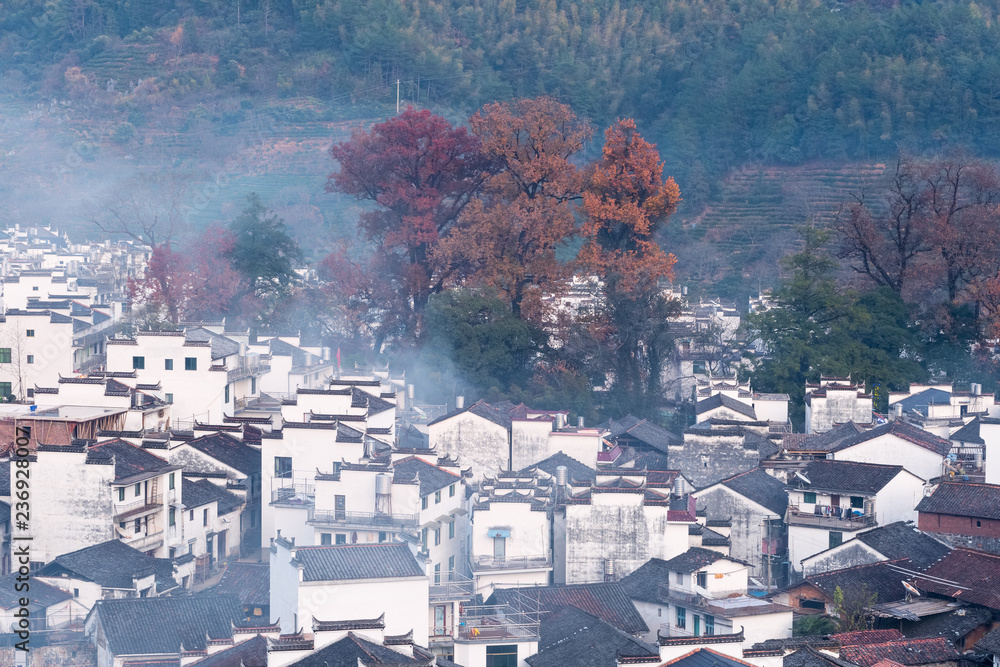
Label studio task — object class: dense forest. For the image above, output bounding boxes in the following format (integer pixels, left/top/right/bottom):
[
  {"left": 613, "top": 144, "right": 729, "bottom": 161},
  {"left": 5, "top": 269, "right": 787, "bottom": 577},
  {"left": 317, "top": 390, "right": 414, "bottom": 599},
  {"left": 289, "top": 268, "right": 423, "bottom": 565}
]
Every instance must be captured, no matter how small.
[{"left": 5, "top": 0, "right": 1000, "bottom": 189}]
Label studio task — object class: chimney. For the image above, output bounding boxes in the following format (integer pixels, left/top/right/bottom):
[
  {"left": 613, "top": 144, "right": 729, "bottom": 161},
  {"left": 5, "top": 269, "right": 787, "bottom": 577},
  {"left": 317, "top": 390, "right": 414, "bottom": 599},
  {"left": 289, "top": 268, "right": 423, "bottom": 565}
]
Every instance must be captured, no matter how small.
[{"left": 407, "top": 384, "right": 414, "bottom": 400}]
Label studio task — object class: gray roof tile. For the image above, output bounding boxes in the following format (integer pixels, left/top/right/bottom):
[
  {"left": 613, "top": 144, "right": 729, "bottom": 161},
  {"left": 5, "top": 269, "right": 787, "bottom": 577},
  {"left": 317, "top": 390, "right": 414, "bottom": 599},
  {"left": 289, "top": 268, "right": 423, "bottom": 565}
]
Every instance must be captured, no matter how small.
[{"left": 294, "top": 544, "right": 424, "bottom": 582}]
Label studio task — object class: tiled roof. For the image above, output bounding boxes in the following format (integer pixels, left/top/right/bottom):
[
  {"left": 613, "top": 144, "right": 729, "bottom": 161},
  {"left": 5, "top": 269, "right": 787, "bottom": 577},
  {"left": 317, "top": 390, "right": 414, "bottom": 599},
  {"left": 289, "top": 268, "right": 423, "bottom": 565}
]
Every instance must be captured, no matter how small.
[
  {"left": 905, "top": 605, "right": 993, "bottom": 645},
  {"left": 0, "top": 573, "right": 71, "bottom": 609},
  {"left": 832, "top": 630, "right": 904, "bottom": 647},
  {"left": 526, "top": 606, "right": 659, "bottom": 667},
  {"left": 187, "top": 635, "right": 267, "bottom": 667},
  {"left": 489, "top": 582, "right": 648, "bottom": 635},
  {"left": 428, "top": 400, "right": 516, "bottom": 428},
  {"left": 520, "top": 451, "right": 597, "bottom": 483},
  {"left": 91, "top": 594, "right": 247, "bottom": 656},
  {"left": 783, "top": 422, "right": 870, "bottom": 452},
  {"left": 391, "top": 456, "right": 461, "bottom": 496},
  {"left": 912, "top": 548, "right": 1000, "bottom": 609},
  {"left": 896, "top": 389, "right": 953, "bottom": 417},
  {"left": 660, "top": 547, "right": 741, "bottom": 573},
  {"left": 696, "top": 393, "right": 757, "bottom": 420},
  {"left": 949, "top": 417, "right": 983, "bottom": 445},
  {"left": 351, "top": 387, "right": 395, "bottom": 415},
  {"left": 184, "top": 432, "right": 261, "bottom": 476},
  {"left": 36, "top": 539, "right": 175, "bottom": 590},
  {"left": 619, "top": 557, "right": 671, "bottom": 604},
  {"left": 597, "top": 415, "right": 681, "bottom": 453},
  {"left": 88, "top": 438, "right": 175, "bottom": 481},
  {"left": 831, "top": 420, "right": 951, "bottom": 457},
  {"left": 783, "top": 646, "right": 863, "bottom": 667},
  {"left": 713, "top": 468, "right": 788, "bottom": 515},
  {"left": 658, "top": 648, "right": 759, "bottom": 667},
  {"left": 283, "top": 633, "right": 423, "bottom": 666},
  {"left": 293, "top": 544, "right": 424, "bottom": 582},
  {"left": 798, "top": 460, "right": 908, "bottom": 494},
  {"left": 853, "top": 522, "right": 951, "bottom": 571},
  {"left": 211, "top": 562, "right": 269, "bottom": 608},
  {"left": 839, "top": 638, "right": 959, "bottom": 667},
  {"left": 185, "top": 328, "right": 240, "bottom": 360},
  {"left": 802, "top": 560, "right": 909, "bottom": 605},
  {"left": 183, "top": 478, "right": 244, "bottom": 515},
  {"left": 975, "top": 627, "right": 1000, "bottom": 655},
  {"left": 915, "top": 482, "right": 1000, "bottom": 520}
]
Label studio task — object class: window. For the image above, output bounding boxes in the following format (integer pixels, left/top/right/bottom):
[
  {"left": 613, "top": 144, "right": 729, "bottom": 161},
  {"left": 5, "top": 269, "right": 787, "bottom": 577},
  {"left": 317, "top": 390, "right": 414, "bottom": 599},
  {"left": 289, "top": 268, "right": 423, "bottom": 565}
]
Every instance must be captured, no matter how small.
[
  {"left": 803, "top": 492, "right": 817, "bottom": 504},
  {"left": 25, "top": 330, "right": 33, "bottom": 338},
  {"left": 977, "top": 520, "right": 983, "bottom": 528},
  {"left": 185, "top": 357, "right": 197, "bottom": 371},
  {"left": 705, "top": 615, "right": 715, "bottom": 636},
  {"left": 422, "top": 496, "right": 428, "bottom": 510},
  {"left": 335, "top": 534, "right": 346, "bottom": 545},
  {"left": 434, "top": 563, "right": 441, "bottom": 584},
  {"left": 119, "top": 521, "right": 126, "bottom": 529},
  {"left": 0, "top": 349, "right": 11, "bottom": 364},
  {"left": 434, "top": 528, "right": 441, "bottom": 546},
  {"left": 379, "top": 531, "right": 387, "bottom": 543},
  {"left": 275, "top": 457, "right": 292, "bottom": 478},
  {"left": 676, "top": 572, "right": 685, "bottom": 585},
  {"left": 189, "top": 510, "right": 194, "bottom": 521},
  {"left": 134, "top": 518, "right": 141, "bottom": 533},
  {"left": 169, "top": 473, "right": 175, "bottom": 490},
  {"left": 135, "top": 483, "right": 141, "bottom": 497},
  {"left": 435, "top": 490, "right": 442, "bottom": 504},
  {"left": 450, "top": 484, "right": 456, "bottom": 497},
  {"left": 0, "top": 382, "right": 10, "bottom": 399},
  {"left": 26, "top": 355, "right": 33, "bottom": 364},
  {"left": 801, "top": 599, "right": 825, "bottom": 611},
  {"left": 169, "top": 548, "right": 175, "bottom": 559},
  {"left": 169, "top": 508, "right": 176, "bottom": 527},
  {"left": 73, "top": 588, "right": 79, "bottom": 598},
  {"left": 132, "top": 356, "right": 145, "bottom": 370},
  {"left": 486, "top": 645, "right": 518, "bottom": 667},
  {"left": 449, "top": 555, "right": 455, "bottom": 573},
  {"left": 676, "top": 607, "right": 686, "bottom": 629},
  {"left": 118, "top": 488, "right": 125, "bottom": 501},
  {"left": 696, "top": 571, "right": 707, "bottom": 588},
  {"left": 225, "top": 384, "right": 230, "bottom": 403},
  {"left": 251, "top": 377, "right": 256, "bottom": 394},
  {"left": 829, "top": 531, "right": 843, "bottom": 549},
  {"left": 422, "top": 528, "right": 428, "bottom": 551},
  {"left": 694, "top": 614, "right": 701, "bottom": 637},
  {"left": 31, "top": 286, "right": 37, "bottom": 291},
  {"left": 850, "top": 496, "right": 864, "bottom": 509},
  {"left": 165, "top": 359, "right": 173, "bottom": 370},
  {"left": 493, "top": 536, "right": 506, "bottom": 559},
  {"left": 449, "top": 520, "right": 455, "bottom": 539},
  {"left": 165, "top": 393, "right": 173, "bottom": 404},
  {"left": 321, "top": 533, "right": 332, "bottom": 546}
]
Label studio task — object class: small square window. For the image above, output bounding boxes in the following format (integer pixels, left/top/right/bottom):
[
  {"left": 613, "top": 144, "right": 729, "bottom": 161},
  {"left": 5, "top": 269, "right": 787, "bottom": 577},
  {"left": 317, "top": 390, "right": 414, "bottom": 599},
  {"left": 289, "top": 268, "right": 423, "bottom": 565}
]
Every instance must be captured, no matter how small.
[
  {"left": 185, "top": 357, "right": 197, "bottom": 371},
  {"left": 31, "top": 286, "right": 37, "bottom": 291},
  {"left": 977, "top": 520, "right": 982, "bottom": 528},
  {"left": 0, "top": 349, "right": 11, "bottom": 364},
  {"left": 25, "top": 330, "right": 34, "bottom": 338},
  {"left": 165, "top": 359, "right": 173, "bottom": 370},
  {"left": 803, "top": 492, "right": 817, "bottom": 504},
  {"left": 335, "top": 534, "right": 347, "bottom": 545},
  {"left": 321, "top": 533, "right": 332, "bottom": 545},
  {"left": 25, "top": 355, "right": 33, "bottom": 364},
  {"left": 165, "top": 393, "right": 174, "bottom": 404},
  {"left": 132, "top": 356, "right": 145, "bottom": 370}
]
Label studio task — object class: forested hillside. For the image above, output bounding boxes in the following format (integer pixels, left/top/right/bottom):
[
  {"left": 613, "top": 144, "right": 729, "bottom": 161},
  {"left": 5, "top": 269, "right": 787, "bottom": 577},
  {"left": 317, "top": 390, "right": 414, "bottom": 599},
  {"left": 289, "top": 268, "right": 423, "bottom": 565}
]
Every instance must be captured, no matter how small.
[{"left": 5, "top": 0, "right": 1000, "bottom": 180}]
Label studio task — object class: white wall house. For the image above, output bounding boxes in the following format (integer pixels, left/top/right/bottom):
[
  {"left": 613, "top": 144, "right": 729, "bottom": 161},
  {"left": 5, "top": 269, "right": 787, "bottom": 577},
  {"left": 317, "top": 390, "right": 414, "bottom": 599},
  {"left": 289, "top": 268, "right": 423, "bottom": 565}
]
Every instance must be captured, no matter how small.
[
  {"left": 0, "top": 309, "right": 75, "bottom": 400},
  {"left": 786, "top": 459, "right": 925, "bottom": 576},
  {"left": 270, "top": 536, "right": 429, "bottom": 646},
  {"left": 804, "top": 377, "right": 872, "bottom": 434},
  {"left": 827, "top": 419, "right": 950, "bottom": 483}
]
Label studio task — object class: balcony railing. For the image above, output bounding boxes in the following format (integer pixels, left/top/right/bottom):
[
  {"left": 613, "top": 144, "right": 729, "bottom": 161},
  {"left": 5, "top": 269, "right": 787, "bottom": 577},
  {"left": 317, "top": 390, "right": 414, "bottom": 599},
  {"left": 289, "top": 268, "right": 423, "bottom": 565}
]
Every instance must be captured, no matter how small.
[
  {"left": 306, "top": 508, "right": 419, "bottom": 529},
  {"left": 470, "top": 553, "right": 552, "bottom": 571},
  {"left": 228, "top": 362, "right": 271, "bottom": 383},
  {"left": 76, "top": 353, "right": 107, "bottom": 374},
  {"left": 430, "top": 571, "right": 475, "bottom": 601},
  {"left": 456, "top": 606, "right": 540, "bottom": 643},
  {"left": 788, "top": 505, "right": 876, "bottom": 530},
  {"left": 430, "top": 624, "right": 454, "bottom": 639},
  {"left": 114, "top": 496, "right": 163, "bottom": 519},
  {"left": 271, "top": 484, "right": 314, "bottom": 507},
  {"left": 122, "top": 530, "right": 165, "bottom": 551}
]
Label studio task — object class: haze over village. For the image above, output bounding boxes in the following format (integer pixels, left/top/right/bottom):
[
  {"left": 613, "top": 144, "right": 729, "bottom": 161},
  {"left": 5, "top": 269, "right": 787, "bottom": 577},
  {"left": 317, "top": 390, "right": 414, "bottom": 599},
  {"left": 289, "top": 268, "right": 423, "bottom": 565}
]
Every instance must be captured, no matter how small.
[{"left": 10, "top": 0, "right": 1000, "bottom": 665}]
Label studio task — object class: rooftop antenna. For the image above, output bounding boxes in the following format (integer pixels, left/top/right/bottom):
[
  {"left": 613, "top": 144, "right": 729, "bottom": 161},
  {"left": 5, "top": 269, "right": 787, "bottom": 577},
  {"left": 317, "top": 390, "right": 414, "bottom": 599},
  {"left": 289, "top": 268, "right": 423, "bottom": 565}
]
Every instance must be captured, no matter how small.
[{"left": 795, "top": 471, "right": 811, "bottom": 485}]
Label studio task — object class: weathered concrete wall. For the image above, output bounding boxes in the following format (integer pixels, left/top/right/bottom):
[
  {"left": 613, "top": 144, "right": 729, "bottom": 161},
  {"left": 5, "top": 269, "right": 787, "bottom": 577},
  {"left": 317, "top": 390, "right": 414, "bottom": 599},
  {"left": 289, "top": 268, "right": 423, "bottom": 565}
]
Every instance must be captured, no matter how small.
[
  {"left": 0, "top": 641, "right": 97, "bottom": 666},
  {"left": 807, "top": 390, "right": 872, "bottom": 434},
  {"left": 801, "top": 540, "right": 882, "bottom": 577},
  {"left": 510, "top": 420, "right": 551, "bottom": 472},
  {"left": 428, "top": 413, "right": 508, "bottom": 480},
  {"left": 832, "top": 435, "right": 942, "bottom": 485},
  {"left": 695, "top": 486, "right": 778, "bottom": 578},
  {"left": 670, "top": 431, "right": 758, "bottom": 488},
  {"left": 925, "top": 529, "right": 1000, "bottom": 556}
]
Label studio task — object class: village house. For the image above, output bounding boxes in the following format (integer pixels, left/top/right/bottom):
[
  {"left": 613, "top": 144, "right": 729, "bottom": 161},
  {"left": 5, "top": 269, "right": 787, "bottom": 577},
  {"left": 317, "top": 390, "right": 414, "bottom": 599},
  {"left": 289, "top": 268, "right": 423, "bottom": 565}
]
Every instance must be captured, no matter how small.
[
  {"left": 916, "top": 481, "right": 1000, "bottom": 554},
  {"left": 0, "top": 308, "right": 75, "bottom": 400},
  {"left": 800, "top": 521, "right": 951, "bottom": 578},
  {"left": 180, "top": 477, "right": 245, "bottom": 577},
  {"left": 669, "top": 424, "right": 779, "bottom": 488},
  {"left": 33, "top": 373, "right": 171, "bottom": 433},
  {"left": 211, "top": 561, "right": 270, "bottom": 622},
  {"left": 804, "top": 377, "right": 873, "bottom": 434},
  {"left": 786, "top": 460, "right": 925, "bottom": 576},
  {"left": 0, "top": 571, "right": 87, "bottom": 635},
  {"left": 773, "top": 559, "right": 908, "bottom": 616},
  {"left": 889, "top": 383, "right": 994, "bottom": 438}
]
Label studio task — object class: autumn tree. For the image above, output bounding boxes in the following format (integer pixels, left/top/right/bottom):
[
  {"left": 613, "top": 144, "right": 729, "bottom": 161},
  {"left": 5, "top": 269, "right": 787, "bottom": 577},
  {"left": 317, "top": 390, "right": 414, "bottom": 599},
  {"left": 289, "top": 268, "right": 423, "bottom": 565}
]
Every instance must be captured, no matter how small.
[
  {"left": 437, "top": 97, "right": 591, "bottom": 322},
  {"left": 326, "top": 107, "right": 492, "bottom": 343},
  {"left": 579, "top": 118, "right": 682, "bottom": 414}
]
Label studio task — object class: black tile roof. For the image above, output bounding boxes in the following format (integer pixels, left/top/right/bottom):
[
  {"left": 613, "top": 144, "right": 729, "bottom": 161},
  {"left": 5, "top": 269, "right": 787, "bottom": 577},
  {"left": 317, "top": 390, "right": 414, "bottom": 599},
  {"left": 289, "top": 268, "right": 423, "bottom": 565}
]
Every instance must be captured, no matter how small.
[
  {"left": 975, "top": 627, "right": 1000, "bottom": 656},
  {"left": 696, "top": 394, "right": 757, "bottom": 420},
  {"left": 520, "top": 451, "right": 597, "bottom": 483},
  {"left": 391, "top": 456, "right": 462, "bottom": 496},
  {"left": 916, "top": 482, "right": 1000, "bottom": 520},
  {"left": 783, "top": 646, "right": 861, "bottom": 667},
  {"left": 526, "top": 606, "right": 659, "bottom": 667},
  {"left": 36, "top": 539, "right": 176, "bottom": 590},
  {"left": 488, "top": 582, "right": 647, "bottom": 635},
  {"left": 712, "top": 468, "right": 788, "bottom": 516},
  {"left": 618, "top": 557, "right": 672, "bottom": 604},
  {"left": 660, "top": 547, "right": 742, "bottom": 573},
  {"left": 798, "top": 460, "right": 909, "bottom": 494},
  {"left": 352, "top": 387, "right": 395, "bottom": 415},
  {"left": 783, "top": 422, "right": 870, "bottom": 453},
  {"left": 949, "top": 417, "right": 983, "bottom": 445},
  {"left": 184, "top": 432, "right": 261, "bottom": 476},
  {"left": 293, "top": 544, "right": 424, "bottom": 582},
  {"left": 597, "top": 415, "right": 681, "bottom": 453},
  {"left": 428, "top": 400, "right": 516, "bottom": 428},
  {"left": 854, "top": 522, "right": 951, "bottom": 571},
  {"left": 211, "top": 562, "right": 269, "bottom": 608},
  {"left": 831, "top": 420, "right": 951, "bottom": 457},
  {"left": 88, "top": 438, "right": 176, "bottom": 482},
  {"left": 90, "top": 594, "right": 246, "bottom": 656},
  {"left": 659, "top": 647, "right": 758, "bottom": 667},
  {"left": 905, "top": 605, "right": 993, "bottom": 646},
  {"left": 284, "top": 632, "right": 424, "bottom": 666},
  {"left": 186, "top": 635, "right": 267, "bottom": 667},
  {"left": 183, "top": 478, "right": 244, "bottom": 514},
  {"left": 0, "top": 573, "right": 71, "bottom": 609},
  {"left": 185, "top": 328, "right": 240, "bottom": 361},
  {"left": 801, "top": 560, "right": 909, "bottom": 605}
]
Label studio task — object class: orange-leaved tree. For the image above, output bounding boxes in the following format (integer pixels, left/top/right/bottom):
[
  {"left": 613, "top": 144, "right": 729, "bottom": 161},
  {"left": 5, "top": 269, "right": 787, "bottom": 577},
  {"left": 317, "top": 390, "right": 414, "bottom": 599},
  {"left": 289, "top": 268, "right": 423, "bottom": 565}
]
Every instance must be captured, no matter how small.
[
  {"left": 436, "top": 97, "right": 591, "bottom": 323},
  {"left": 579, "top": 118, "right": 681, "bottom": 414}
]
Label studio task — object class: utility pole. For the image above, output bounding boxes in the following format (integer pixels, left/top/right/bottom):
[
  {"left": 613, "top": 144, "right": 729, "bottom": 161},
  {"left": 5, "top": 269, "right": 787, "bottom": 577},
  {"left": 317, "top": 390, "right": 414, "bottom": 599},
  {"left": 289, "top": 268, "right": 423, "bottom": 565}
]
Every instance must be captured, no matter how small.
[{"left": 396, "top": 79, "right": 400, "bottom": 114}]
